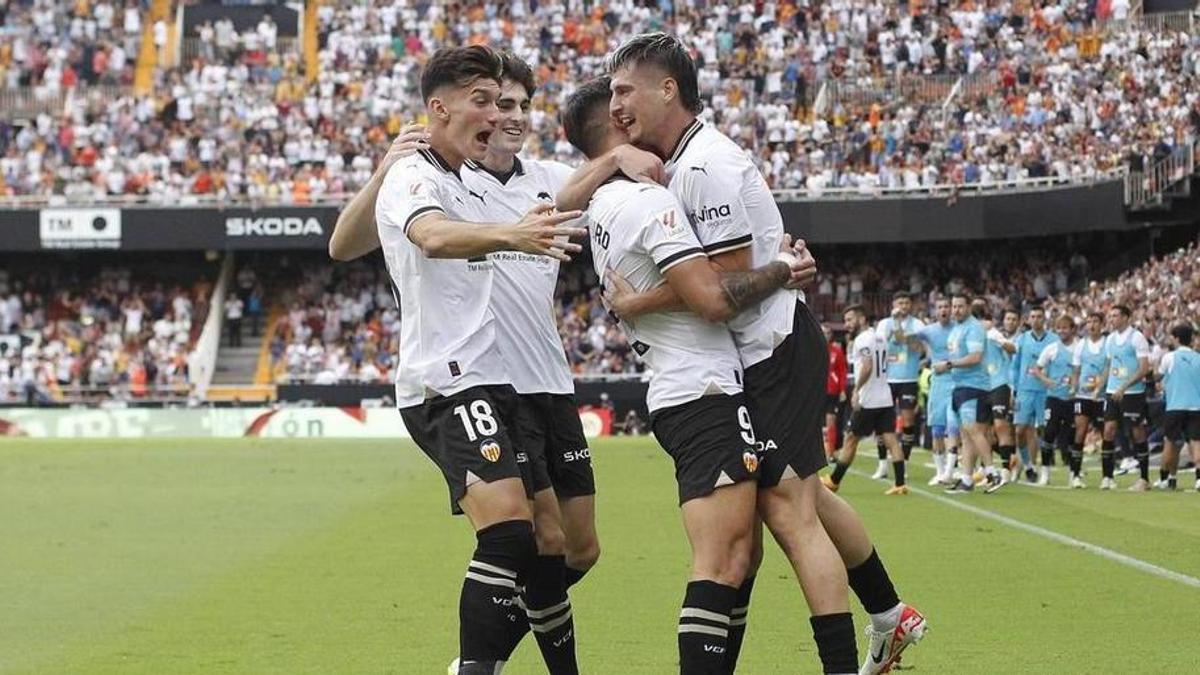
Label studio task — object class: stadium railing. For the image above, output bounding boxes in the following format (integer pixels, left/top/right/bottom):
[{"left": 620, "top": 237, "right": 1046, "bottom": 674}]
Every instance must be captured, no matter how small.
[{"left": 1126, "top": 139, "right": 1197, "bottom": 209}]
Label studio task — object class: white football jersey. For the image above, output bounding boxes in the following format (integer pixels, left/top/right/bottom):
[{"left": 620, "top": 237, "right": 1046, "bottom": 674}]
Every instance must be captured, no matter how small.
[
  {"left": 375, "top": 147, "right": 508, "bottom": 407},
  {"left": 463, "top": 156, "right": 575, "bottom": 395},
  {"left": 587, "top": 178, "right": 744, "bottom": 413},
  {"left": 851, "top": 327, "right": 893, "bottom": 410},
  {"left": 665, "top": 119, "right": 799, "bottom": 368}
]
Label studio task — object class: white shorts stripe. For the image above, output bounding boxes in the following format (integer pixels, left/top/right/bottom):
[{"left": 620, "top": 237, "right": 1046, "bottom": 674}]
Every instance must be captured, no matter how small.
[
  {"left": 469, "top": 560, "right": 518, "bottom": 579},
  {"left": 679, "top": 608, "right": 730, "bottom": 625},
  {"left": 729, "top": 617, "right": 747, "bottom": 627},
  {"left": 678, "top": 624, "right": 729, "bottom": 638},
  {"left": 464, "top": 572, "right": 517, "bottom": 589},
  {"left": 530, "top": 609, "right": 573, "bottom": 633},
  {"left": 526, "top": 599, "right": 571, "bottom": 619},
  {"left": 731, "top": 605, "right": 749, "bottom": 615}
]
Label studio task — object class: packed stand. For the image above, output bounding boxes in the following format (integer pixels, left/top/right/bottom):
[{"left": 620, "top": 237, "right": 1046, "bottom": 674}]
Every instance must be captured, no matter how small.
[
  {"left": 0, "top": 255, "right": 214, "bottom": 404},
  {"left": 2, "top": 1, "right": 1199, "bottom": 203},
  {"left": 0, "top": 0, "right": 142, "bottom": 91}
]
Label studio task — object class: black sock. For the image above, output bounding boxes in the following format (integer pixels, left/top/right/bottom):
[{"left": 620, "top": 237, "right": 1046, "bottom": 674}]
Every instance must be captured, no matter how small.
[
  {"left": 1070, "top": 443, "right": 1083, "bottom": 477},
  {"left": 877, "top": 444, "right": 887, "bottom": 461},
  {"left": 1040, "top": 447, "right": 1055, "bottom": 467},
  {"left": 724, "top": 576, "right": 756, "bottom": 673},
  {"left": 1060, "top": 446, "right": 1072, "bottom": 467},
  {"left": 1101, "top": 440, "right": 1115, "bottom": 478},
  {"left": 524, "top": 555, "right": 577, "bottom": 674},
  {"left": 846, "top": 548, "right": 900, "bottom": 614},
  {"left": 892, "top": 460, "right": 906, "bottom": 487},
  {"left": 1161, "top": 467, "right": 1170, "bottom": 482},
  {"left": 678, "top": 580, "right": 738, "bottom": 675},
  {"left": 1136, "top": 441, "right": 1150, "bottom": 481},
  {"left": 830, "top": 462, "right": 850, "bottom": 484},
  {"left": 998, "top": 444, "right": 1014, "bottom": 465},
  {"left": 901, "top": 426, "right": 916, "bottom": 460},
  {"left": 564, "top": 565, "right": 589, "bottom": 590},
  {"left": 460, "top": 520, "right": 537, "bottom": 667},
  {"left": 810, "top": 612, "right": 859, "bottom": 674}
]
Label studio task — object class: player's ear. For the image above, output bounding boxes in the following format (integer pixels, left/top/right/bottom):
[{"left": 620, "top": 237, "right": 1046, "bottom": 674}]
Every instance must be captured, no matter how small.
[
  {"left": 661, "top": 77, "right": 677, "bottom": 105},
  {"left": 427, "top": 96, "right": 450, "bottom": 122}
]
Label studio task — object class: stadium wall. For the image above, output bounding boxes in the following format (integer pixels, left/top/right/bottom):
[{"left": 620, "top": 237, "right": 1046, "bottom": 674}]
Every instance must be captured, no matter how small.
[{"left": 0, "top": 179, "right": 1135, "bottom": 250}]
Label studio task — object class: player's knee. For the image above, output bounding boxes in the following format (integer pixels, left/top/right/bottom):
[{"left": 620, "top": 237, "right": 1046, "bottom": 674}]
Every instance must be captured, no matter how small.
[
  {"left": 533, "top": 518, "right": 566, "bottom": 556},
  {"left": 475, "top": 519, "right": 538, "bottom": 575},
  {"left": 567, "top": 535, "right": 601, "bottom": 572}
]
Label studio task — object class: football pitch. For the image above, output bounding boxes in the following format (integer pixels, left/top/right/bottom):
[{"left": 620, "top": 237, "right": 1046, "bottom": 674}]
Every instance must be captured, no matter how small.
[{"left": 1, "top": 437, "right": 1197, "bottom": 674}]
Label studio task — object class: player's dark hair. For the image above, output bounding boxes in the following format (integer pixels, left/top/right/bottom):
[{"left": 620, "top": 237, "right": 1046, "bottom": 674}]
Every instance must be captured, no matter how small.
[
  {"left": 892, "top": 291, "right": 912, "bottom": 301},
  {"left": 561, "top": 76, "right": 613, "bottom": 159},
  {"left": 1172, "top": 323, "right": 1195, "bottom": 346},
  {"left": 1112, "top": 304, "right": 1132, "bottom": 318},
  {"left": 843, "top": 304, "right": 867, "bottom": 320},
  {"left": 1028, "top": 305, "right": 1046, "bottom": 315},
  {"left": 970, "top": 299, "right": 989, "bottom": 320},
  {"left": 499, "top": 51, "right": 536, "bottom": 98},
  {"left": 607, "top": 32, "right": 702, "bottom": 114},
  {"left": 951, "top": 292, "right": 972, "bottom": 303},
  {"left": 1087, "top": 311, "right": 1104, "bottom": 322},
  {"left": 420, "top": 45, "right": 503, "bottom": 102},
  {"left": 1003, "top": 308, "right": 1020, "bottom": 320}
]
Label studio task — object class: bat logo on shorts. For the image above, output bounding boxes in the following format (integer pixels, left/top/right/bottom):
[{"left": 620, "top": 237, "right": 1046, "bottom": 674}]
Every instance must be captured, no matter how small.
[
  {"left": 743, "top": 451, "right": 759, "bottom": 473},
  {"left": 480, "top": 440, "right": 502, "bottom": 462}
]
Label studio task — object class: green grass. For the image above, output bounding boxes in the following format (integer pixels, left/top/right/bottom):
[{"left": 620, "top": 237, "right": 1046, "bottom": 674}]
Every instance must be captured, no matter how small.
[{"left": 1, "top": 437, "right": 1197, "bottom": 674}]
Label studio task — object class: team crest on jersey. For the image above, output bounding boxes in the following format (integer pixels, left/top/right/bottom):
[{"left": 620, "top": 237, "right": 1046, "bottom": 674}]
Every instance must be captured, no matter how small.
[
  {"left": 480, "top": 440, "right": 502, "bottom": 462},
  {"left": 742, "top": 451, "right": 759, "bottom": 473},
  {"left": 410, "top": 181, "right": 426, "bottom": 195},
  {"left": 656, "top": 208, "right": 687, "bottom": 238}
]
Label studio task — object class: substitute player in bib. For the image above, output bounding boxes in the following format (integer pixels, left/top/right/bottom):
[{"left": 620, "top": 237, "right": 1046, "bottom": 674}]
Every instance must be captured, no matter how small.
[
  {"left": 1156, "top": 323, "right": 1200, "bottom": 491},
  {"left": 1070, "top": 313, "right": 1108, "bottom": 488},
  {"left": 877, "top": 292, "right": 924, "bottom": 464},
  {"left": 1012, "top": 307, "right": 1056, "bottom": 483},
  {"left": 1100, "top": 305, "right": 1152, "bottom": 491},
  {"left": 942, "top": 294, "right": 1001, "bottom": 493},
  {"left": 559, "top": 36, "right": 927, "bottom": 675},
  {"left": 561, "top": 76, "right": 816, "bottom": 674},
  {"left": 899, "top": 297, "right": 959, "bottom": 485},
  {"left": 981, "top": 304, "right": 1017, "bottom": 482},
  {"left": 371, "top": 46, "right": 587, "bottom": 675},
  {"left": 1032, "top": 315, "right": 1080, "bottom": 487},
  {"left": 824, "top": 306, "right": 908, "bottom": 495}
]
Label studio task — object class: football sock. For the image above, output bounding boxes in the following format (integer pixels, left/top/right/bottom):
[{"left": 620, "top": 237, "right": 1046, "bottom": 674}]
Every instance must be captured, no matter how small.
[
  {"left": 1017, "top": 445, "right": 1031, "bottom": 467},
  {"left": 877, "top": 445, "right": 887, "bottom": 461},
  {"left": 1070, "top": 443, "right": 1083, "bottom": 477},
  {"left": 997, "top": 444, "right": 1014, "bottom": 465},
  {"left": 1160, "top": 467, "right": 1170, "bottom": 483},
  {"left": 901, "top": 426, "right": 916, "bottom": 460},
  {"left": 723, "top": 576, "right": 756, "bottom": 672},
  {"left": 564, "top": 565, "right": 589, "bottom": 590},
  {"left": 947, "top": 450, "right": 958, "bottom": 472},
  {"left": 933, "top": 452, "right": 946, "bottom": 477},
  {"left": 460, "top": 520, "right": 538, "bottom": 666},
  {"left": 678, "top": 580, "right": 738, "bottom": 675},
  {"left": 1101, "top": 440, "right": 1116, "bottom": 478},
  {"left": 830, "top": 462, "right": 850, "bottom": 485},
  {"left": 892, "top": 461, "right": 906, "bottom": 487},
  {"left": 524, "top": 555, "right": 578, "bottom": 675},
  {"left": 1040, "top": 447, "right": 1055, "bottom": 467},
  {"left": 810, "top": 613, "right": 859, "bottom": 674},
  {"left": 1136, "top": 441, "right": 1150, "bottom": 482},
  {"left": 846, "top": 548, "right": 900, "bottom": 617}
]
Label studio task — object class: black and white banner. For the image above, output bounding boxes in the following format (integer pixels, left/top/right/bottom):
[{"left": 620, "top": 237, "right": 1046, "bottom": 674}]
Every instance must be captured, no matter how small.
[{"left": 39, "top": 208, "right": 122, "bottom": 249}]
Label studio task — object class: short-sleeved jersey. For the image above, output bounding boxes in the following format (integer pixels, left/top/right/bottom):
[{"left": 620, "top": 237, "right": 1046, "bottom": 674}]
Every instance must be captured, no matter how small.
[
  {"left": 1036, "top": 340, "right": 1076, "bottom": 400},
  {"left": 1013, "top": 329, "right": 1056, "bottom": 392},
  {"left": 851, "top": 327, "right": 893, "bottom": 409},
  {"left": 985, "top": 328, "right": 1014, "bottom": 390},
  {"left": 462, "top": 157, "right": 575, "bottom": 395},
  {"left": 948, "top": 316, "right": 988, "bottom": 390},
  {"left": 1104, "top": 326, "right": 1150, "bottom": 394},
  {"left": 665, "top": 119, "right": 798, "bottom": 368},
  {"left": 876, "top": 315, "right": 925, "bottom": 382},
  {"left": 375, "top": 148, "right": 508, "bottom": 407},
  {"left": 1159, "top": 347, "right": 1200, "bottom": 411},
  {"left": 586, "top": 178, "right": 743, "bottom": 413},
  {"left": 917, "top": 320, "right": 955, "bottom": 363},
  {"left": 1073, "top": 336, "right": 1108, "bottom": 400}
]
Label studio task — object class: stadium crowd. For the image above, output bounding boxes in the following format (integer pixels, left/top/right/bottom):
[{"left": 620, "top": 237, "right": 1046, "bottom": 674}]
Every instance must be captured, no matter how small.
[
  {"left": 1, "top": 0, "right": 1198, "bottom": 202},
  {"left": 0, "top": 258, "right": 212, "bottom": 403}
]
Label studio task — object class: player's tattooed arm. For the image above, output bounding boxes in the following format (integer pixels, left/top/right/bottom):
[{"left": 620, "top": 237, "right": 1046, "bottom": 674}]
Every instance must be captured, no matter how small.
[
  {"left": 660, "top": 256, "right": 796, "bottom": 324},
  {"left": 330, "top": 125, "right": 429, "bottom": 261},
  {"left": 556, "top": 145, "right": 664, "bottom": 211}
]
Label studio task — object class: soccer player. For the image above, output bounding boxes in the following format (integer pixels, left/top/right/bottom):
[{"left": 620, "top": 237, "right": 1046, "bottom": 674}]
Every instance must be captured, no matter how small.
[
  {"left": 1157, "top": 323, "right": 1200, "bottom": 491},
  {"left": 1032, "top": 315, "right": 1080, "bottom": 487},
  {"left": 560, "top": 76, "right": 815, "bottom": 674},
  {"left": 877, "top": 292, "right": 924, "bottom": 464},
  {"left": 824, "top": 306, "right": 908, "bottom": 495},
  {"left": 369, "top": 46, "right": 588, "bottom": 674},
  {"left": 983, "top": 305, "right": 1017, "bottom": 482},
  {"left": 941, "top": 294, "right": 1000, "bottom": 493},
  {"left": 900, "top": 297, "right": 958, "bottom": 485},
  {"left": 824, "top": 323, "right": 848, "bottom": 459},
  {"left": 1012, "top": 307, "right": 1056, "bottom": 482},
  {"left": 560, "top": 35, "right": 927, "bottom": 675},
  {"left": 1099, "top": 305, "right": 1152, "bottom": 491},
  {"left": 1070, "top": 312, "right": 1108, "bottom": 488}
]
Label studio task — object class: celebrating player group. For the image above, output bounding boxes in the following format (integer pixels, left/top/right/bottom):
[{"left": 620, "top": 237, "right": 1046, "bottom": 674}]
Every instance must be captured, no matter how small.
[{"left": 328, "top": 35, "right": 927, "bottom": 675}]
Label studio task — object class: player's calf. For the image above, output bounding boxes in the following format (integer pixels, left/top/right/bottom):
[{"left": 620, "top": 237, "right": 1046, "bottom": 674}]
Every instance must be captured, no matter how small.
[{"left": 458, "top": 519, "right": 538, "bottom": 671}]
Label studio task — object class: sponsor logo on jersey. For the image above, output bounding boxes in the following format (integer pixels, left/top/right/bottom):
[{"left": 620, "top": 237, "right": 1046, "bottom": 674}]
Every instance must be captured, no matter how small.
[
  {"left": 562, "top": 448, "right": 591, "bottom": 462},
  {"left": 689, "top": 203, "right": 732, "bottom": 225},
  {"left": 225, "top": 217, "right": 323, "bottom": 237},
  {"left": 742, "top": 451, "right": 759, "bottom": 473},
  {"left": 480, "top": 439, "right": 502, "bottom": 462}
]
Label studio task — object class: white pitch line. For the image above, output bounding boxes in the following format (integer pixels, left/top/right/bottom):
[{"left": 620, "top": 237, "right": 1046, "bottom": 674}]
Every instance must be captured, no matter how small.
[{"left": 877, "top": 473, "right": 1200, "bottom": 590}]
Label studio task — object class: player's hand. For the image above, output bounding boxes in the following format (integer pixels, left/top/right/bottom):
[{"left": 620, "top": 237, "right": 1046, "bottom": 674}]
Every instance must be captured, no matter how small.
[
  {"left": 933, "top": 361, "right": 950, "bottom": 374},
  {"left": 512, "top": 203, "right": 586, "bottom": 262},
  {"left": 602, "top": 269, "right": 638, "bottom": 318},
  {"left": 1111, "top": 389, "right": 1124, "bottom": 403},
  {"left": 381, "top": 124, "right": 430, "bottom": 172},
  {"left": 612, "top": 144, "right": 665, "bottom": 185},
  {"left": 779, "top": 234, "right": 818, "bottom": 289},
  {"left": 850, "top": 392, "right": 861, "bottom": 410}
]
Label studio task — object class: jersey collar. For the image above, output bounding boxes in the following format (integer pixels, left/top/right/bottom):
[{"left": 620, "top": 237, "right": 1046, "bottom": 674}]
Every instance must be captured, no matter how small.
[
  {"left": 464, "top": 156, "right": 524, "bottom": 185},
  {"left": 417, "top": 147, "right": 462, "bottom": 181},
  {"left": 665, "top": 117, "right": 704, "bottom": 166}
]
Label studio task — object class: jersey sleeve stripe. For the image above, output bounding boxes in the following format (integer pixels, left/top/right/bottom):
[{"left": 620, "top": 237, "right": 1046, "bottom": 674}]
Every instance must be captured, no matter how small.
[
  {"left": 403, "top": 205, "right": 446, "bottom": 233},
  {"left": 656, "top": 247, "right": 706, "bottom": 272},
  {"left": 701, "top": 234, "right": 753, "bottom": 255}
]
